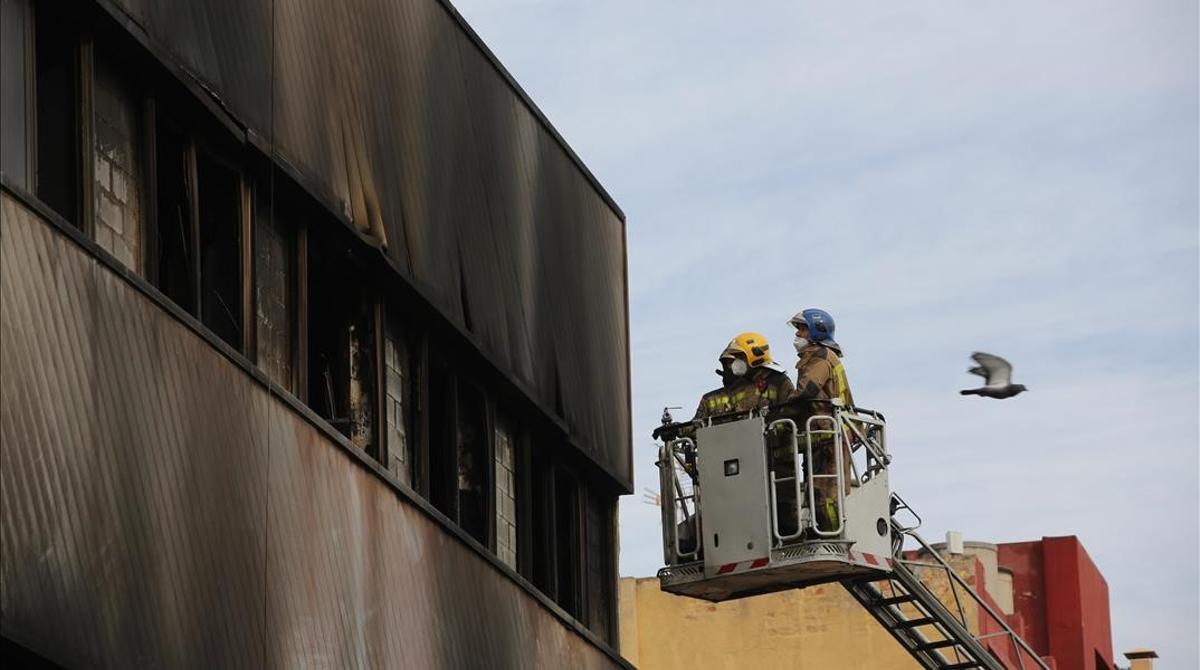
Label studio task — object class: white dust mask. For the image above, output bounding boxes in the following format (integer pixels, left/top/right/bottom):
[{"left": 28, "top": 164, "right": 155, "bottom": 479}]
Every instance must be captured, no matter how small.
[{"left": 793, "top": 336, "right": 809, "bottom": 354}]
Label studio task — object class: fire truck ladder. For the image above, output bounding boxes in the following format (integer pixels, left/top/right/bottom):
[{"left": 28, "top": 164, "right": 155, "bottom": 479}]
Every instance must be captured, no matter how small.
[{"left": 842, "top": 495, "right": 1050, "bottom": 670}]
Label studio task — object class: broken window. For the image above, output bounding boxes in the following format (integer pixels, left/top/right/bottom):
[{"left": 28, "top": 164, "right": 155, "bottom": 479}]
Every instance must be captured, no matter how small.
[
  {"left": 253, "top": 183, "right": 295, "bottom": 391},
  {"left": 528, "top": 444, "right": 556, "bottom": 596},
  {"left": 585, "top": 490, "right": 615, "bottom": 643},
  {"left": 554, "top": 467, "right": 582, "bottom": 618},
  {"left": 151, "top": 123, "right": 194, "bottom": 312},
  {"left": 422, "top": 359, "right": 496, "bottom": 545},
  {"left": 34, "top": 8, "right": 80, "bottom": 223},
  {"left": 511, "top": 431, "right": 618, "bottom": 631},
  {"left": 383, "top": 311, "right": 416, "bottom": 485},
  {"left": 196, "top": 152, "right": 242, "bottom": 349},
  {"left": 1, "top": 0, "right": 31, "bottom": 188},
  {"left": 427, "top": 358, "right": 456, "bottom": 516},
  {"left": 456, "top": 382, "right": 489, "bottom": 545},
  {"left": 345, "top": 315, "right": 374, "bottom": 447},
  {"left": 148, "top": 120, "right": 248, "bottom": 352},
  {"left": 91, "top": 49, "right": 143, "bottom": 271},
  {"left": 308, "top": 239, "right": 376, "bottom": 452},
  {"left": 493, "top": 410, "right": 518, "bottom": 570}
]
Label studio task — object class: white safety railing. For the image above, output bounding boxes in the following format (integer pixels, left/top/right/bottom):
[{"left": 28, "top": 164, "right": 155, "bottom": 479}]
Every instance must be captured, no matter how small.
[
  {"left": 767, "top": 418, "right": 804, "bottom": 541},
  {"left": 767, "top": 403, "right": 890, "bottom": 543},
  {"left": 658, "top": 437, "right": 701, "bottom": 564},
  {"left": 803, "top": 413, "right": 845, "bottom": 538}
]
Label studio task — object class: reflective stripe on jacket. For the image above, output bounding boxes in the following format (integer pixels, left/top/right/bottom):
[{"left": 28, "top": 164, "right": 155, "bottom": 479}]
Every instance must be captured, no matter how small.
[{"left": 694, "top": 368, "right": 794, "bottom": 420}]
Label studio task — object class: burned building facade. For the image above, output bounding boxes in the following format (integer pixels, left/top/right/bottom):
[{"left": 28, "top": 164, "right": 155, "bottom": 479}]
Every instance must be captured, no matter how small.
[{"left": 0, "top": 0, "right": 631, "bottom": 666}]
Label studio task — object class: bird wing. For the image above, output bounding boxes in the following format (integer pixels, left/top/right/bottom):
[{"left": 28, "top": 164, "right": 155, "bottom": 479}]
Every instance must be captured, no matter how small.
[
  {"left": 968, "top": 366, "right": 989, "bottom": 379},
  {"left": 971, "top": 352, "right": 1012, "bottom": 387}
]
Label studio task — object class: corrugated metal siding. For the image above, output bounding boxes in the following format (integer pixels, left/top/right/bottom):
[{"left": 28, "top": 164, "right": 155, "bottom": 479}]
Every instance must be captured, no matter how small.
[
  {"left": 98, "top": 0, "right": 631, "bottom": 489},
  {"left": 106, "top": 0, "right": 273, "bottom": 134},
  {"left": 1, "top": 195, "right": 627, "bottom": 668}
]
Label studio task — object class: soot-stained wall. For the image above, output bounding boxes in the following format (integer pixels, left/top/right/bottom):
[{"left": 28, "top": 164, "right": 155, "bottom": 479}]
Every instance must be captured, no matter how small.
[{"left": 98, "top": 0, "right": 632, "bottom": 489}]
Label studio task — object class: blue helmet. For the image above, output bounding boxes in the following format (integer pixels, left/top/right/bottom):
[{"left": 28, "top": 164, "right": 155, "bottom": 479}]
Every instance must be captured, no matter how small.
[{"left": 789, "top": 308, "right": 838, "bottom": 348}]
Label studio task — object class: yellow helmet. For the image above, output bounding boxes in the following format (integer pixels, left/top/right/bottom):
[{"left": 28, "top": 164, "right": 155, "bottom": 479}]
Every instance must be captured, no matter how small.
[{"left": 720, "top": 332, "right": 773, "bottom": 368}]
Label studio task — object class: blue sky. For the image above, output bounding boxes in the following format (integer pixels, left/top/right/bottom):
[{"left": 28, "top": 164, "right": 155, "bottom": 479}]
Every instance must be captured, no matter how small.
[{"left": 450, "top": 1, "right": 1199, "bottom": 664}]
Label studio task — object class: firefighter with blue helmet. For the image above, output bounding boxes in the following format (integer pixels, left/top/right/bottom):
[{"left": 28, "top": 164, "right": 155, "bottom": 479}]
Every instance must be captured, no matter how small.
[
  {"left": 789, "top": 309, "right": 851, "bottom": 404},
  {"left": 788, "top": 308, "right": 855, "bottom": 533}
]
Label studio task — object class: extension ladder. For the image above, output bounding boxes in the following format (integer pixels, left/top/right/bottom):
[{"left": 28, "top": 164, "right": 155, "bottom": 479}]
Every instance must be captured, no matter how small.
[{"left": 842, "top": 496, "right": 1049, "bottom": 670}]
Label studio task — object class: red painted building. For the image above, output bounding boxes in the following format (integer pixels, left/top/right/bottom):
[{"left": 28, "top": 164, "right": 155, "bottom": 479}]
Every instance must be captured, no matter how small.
[
  {"left": 926, "top": 535, "right": 1116, "bottom": 670},
  {"left": 997, "top": 537, "right": 1114, "bottom": 670}
]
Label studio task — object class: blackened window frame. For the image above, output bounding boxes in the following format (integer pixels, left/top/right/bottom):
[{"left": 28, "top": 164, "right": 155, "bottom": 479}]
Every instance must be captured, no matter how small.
[
  {"left": 520, "top": 440, "right": 618, "bottom": 644},
  {"left": 583, "top": 483, "right": 617, "bottom": 644},
  {"left": 148, "top": 115, "right": 195, "bottom": 310},
  {"left": 1, "top": 0, "right": 36, "bottom": 189},
  {"left": 194, "top": 146, "right": 248, "bottom": 351},
  {"left": 305, "top": 225, "right": 381, "bottom": 456},
  {"left": 421, "top": 354, "right": 496, "bottom": 546},
  {"left": 492, "top": 404, "right": 520, "bottom": 570},
  {"left": 32, "top": 2, "right": 85, "bottom": 228},
  {"left": 379, "top": 300, "right": 431, "bottom": 488},
  {"left": 145, "top": 99, "right": 251, "bottom": 357},
  {"left": 457, "top": 378, "right": 492, "bottom": 546},
  {"left": 251, "top": 169, "right": 305, "bottom": 395}
]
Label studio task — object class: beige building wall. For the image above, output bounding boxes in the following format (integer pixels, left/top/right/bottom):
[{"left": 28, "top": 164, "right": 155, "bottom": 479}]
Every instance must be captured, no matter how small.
[
  {"left": 620, "top": 577, "right": 923, "bottom": 669},
  {"left": 619, "top": 554, "right": 990, "bottom": 670}
]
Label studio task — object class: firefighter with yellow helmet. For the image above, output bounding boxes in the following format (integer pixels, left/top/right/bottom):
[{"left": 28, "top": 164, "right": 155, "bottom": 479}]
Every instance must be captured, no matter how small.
[{"left": 693, "top": 332, "right": 794, "bottom": 420}]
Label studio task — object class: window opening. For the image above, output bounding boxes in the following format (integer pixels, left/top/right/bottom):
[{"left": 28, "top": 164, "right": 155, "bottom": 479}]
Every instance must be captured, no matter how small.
[
  {"left": 91, "top": 49, "right": 142, "bottom": 270},
  {"left": 493, "top": 410, "right": 518, "bottom": 569},
  {"left": 196, "top": 151, "right": 242, "bottom": 349},
  {"left": 383, "top": 311, "right": 414, "bottom": 485},
  {"left": 152, "top": 123, "right": 193, "bottom": 311},
  {"left": 34, "top": 10, "right": 79, "bottom": 223},
  {"left": 307, "top": 240, "right": 376, "bottom": 452},
  {"left": 529, "top": 445, "right": 556, "bottom": 596},
  {"left": 456, "top": 382, "right": 488, "bottom": 545},
  {"left": 254, "top": 182, "right": 295, "bottom": 391},
  {"left": 554, "top": 467, "right": 582, "bottom": 617},
  {"left": 427, "top": 358, "right": 456, "bottom": 517},
  {"left": 585, "top": 490, "right": 614, "bottom": 643},
  {"left": 1, "top": 0, "right": 31, "bottom": 187},
  {"left": 346, "top": 313, "right": 374, "bottom": 446}
]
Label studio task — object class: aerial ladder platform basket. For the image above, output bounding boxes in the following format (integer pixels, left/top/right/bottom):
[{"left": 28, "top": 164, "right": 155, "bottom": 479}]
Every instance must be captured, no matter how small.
[{"left": 654, "top": 401, "right": 1050, "bottom": 670}]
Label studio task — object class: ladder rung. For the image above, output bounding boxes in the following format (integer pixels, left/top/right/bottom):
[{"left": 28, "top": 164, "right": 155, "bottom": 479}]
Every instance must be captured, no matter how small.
[
  {"left": 892, "top": 617, "right": 935, "bottom": 630},
  {"left": 916, "top": 639, "right": 959, "bottom": 651},
  {"left": 877, "top": 594, "right": 915, "bottom": 607},
  {"left": 941, "top": 663, "right": 982, "bottom": 670}
]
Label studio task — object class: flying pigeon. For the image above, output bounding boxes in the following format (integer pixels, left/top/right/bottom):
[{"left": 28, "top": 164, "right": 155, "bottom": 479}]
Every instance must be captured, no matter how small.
[{"left": 959, "top": 352, "right": 1027, "bottom": 399}]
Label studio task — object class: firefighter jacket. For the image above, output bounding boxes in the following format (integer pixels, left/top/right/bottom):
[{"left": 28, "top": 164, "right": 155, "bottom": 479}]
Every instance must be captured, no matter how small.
[
  {"left": 791, "top": 343, "right": 855, "bottom": 499},
  {"left": 693, "top": 367, "right": 795, "bottom": 420},
  {"left": 790, "top": 343, "right": 854, "bottom": 408}
]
